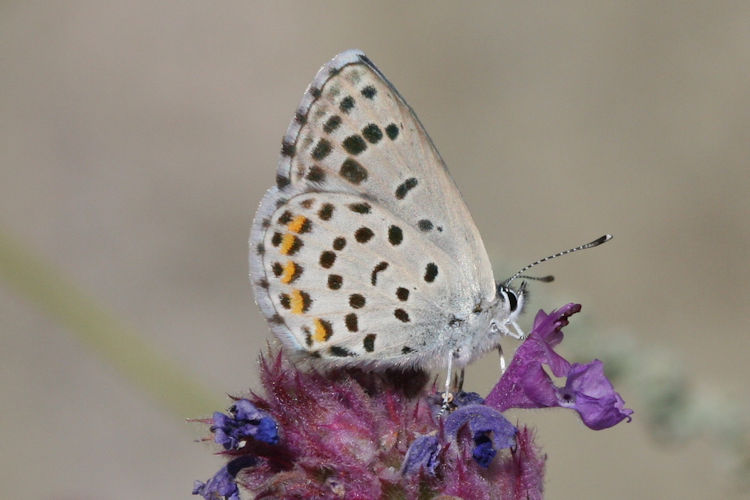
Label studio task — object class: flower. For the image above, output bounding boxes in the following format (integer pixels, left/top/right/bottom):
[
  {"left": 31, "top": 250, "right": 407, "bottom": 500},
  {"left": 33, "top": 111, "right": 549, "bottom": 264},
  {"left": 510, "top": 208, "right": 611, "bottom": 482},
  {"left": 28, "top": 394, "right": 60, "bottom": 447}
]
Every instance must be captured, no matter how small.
[
  {"left": 485, "top": 303, "right": 633, "bottom": 430},
  {"left": 401, "top": 434, "right": 441, "bottom": 475},
  {"left": 210, "top": 399, "right": 278, "bottom": 450},
  {"left": 444, "top": 404, "right": 517, "bottom": 468},
  {"left": 557, "top": 360, "right": 633, "bottom": 430},
  {"left": 193, "top": 304, "right": 631, "bottom": 499},
  {"left": 192, "top": 456, "right": 257, "bottom": 500}
]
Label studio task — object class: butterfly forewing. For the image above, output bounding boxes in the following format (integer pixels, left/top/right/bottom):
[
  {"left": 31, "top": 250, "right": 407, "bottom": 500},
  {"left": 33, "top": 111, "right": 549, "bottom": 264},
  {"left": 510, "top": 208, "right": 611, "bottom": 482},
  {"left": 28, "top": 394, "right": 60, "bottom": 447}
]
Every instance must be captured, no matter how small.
[{"left": 250, "top": 50, "right": 496, "bottom": 367}]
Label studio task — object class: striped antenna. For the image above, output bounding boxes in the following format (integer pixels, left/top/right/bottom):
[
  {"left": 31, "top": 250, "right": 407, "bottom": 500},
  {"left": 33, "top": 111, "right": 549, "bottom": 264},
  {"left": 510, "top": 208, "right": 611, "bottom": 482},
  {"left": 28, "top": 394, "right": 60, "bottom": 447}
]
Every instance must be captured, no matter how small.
[{"left": 503, "top": 234, "right": 612, "bottom": 286}]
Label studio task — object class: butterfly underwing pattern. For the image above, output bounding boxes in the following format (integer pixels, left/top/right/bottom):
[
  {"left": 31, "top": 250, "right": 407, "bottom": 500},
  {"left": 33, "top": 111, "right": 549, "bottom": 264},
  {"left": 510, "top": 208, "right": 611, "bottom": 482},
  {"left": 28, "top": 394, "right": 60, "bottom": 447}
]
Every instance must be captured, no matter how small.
[{"left": 249, "top": 50, "right": 529, "bottom": 373}]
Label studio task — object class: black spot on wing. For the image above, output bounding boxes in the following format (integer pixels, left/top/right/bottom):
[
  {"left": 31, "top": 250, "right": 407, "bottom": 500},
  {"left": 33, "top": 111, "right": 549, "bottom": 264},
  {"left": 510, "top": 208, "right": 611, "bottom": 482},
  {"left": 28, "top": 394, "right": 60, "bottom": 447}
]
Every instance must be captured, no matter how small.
[
  {"left": 306, "top": 166, "right": 326, "bottom": 183},
  {"left": 270, "top": 314, "right": 285, "bottom": 325},
  {"left": 345, "top": 313, "right": 358, "bottom": 332},
  {"left": 418, "top": 219, "right": 434, "bottom": 232},
  {"left": 396, "top": 287, "right": 409, "bottom": 301},
  {"left": 361, "top": 124, "right": 382, "bottom": 144},
  {"left": 281, "top": 140, "right": 296, "bottom": 157},
  {"left": 363, "top": 334, "right": 376, "bottom": 352},
  {"left": 328, "top": 274, "right": 343, "bottom": 290},
  {"left": 342, "top": 135, "right": 367, "bottom": 155},
  {"left": 339, "top": 96, "right": 355, "bottom": 113},
  {"left": 385, "top": 123, "right": 399, "bottom": 140},
  {"left": 394, "top": 309, "right": 410, "bottom": 323},
  {"left": 323, "top": 115, "right": 342, "bottom": 134},
  {"left": 355, "top": 227, "right": 374, "bottom": 243},
  {"left": 340, "top": 158, "right": 368, "bottom": 185},
  {"left": 348, "top": 202, "right": 371, "bottom": 214},
  {"left": 318, "top": 203, "right": 334, "bottom": 221},
  {"left": 371, "top": 261, "right": 389, "bottom": 285},
  {"left": 329, "top": 345, "right": 356, "bottom": 357},
  {"left": 279, "top": 293, "right": 291, "bottom": 309},
  {"left": 395, "top": 178, "right": 418, "bottom": 199},
  {"left": 424, "top": 263, "right": 438, "bottom": 283},
  {"left": 278, "top": 211, "right": 293, "bottom": 224},
  {"left": 332, "top": 237, "right": 346, "bottom": 250},
  {"left": 276, "top": 174, "right": 290, "bottom": 190},
  {"left": 319, "top": 251, "right": 336, "bottom": 269},
  {"left": 349, "top": 294, "right": 365, "bottom": 309},
  {"left": 311, "top": 139, "right": 332, "bottom": 160},
  {"left": 272, "top": 262, "right": 283, "bottom": 277},
  {"left": 361, "top": 85, "right": 377, "bottom": 99},
  {"left": 388, "top": 225, "right": 403, "bottom": 246}
]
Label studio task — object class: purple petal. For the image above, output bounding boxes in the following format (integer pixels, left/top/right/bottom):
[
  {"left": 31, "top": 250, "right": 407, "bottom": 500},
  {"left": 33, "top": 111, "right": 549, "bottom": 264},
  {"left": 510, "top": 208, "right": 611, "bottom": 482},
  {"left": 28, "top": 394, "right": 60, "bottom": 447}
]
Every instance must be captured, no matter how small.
[
  {"left": 486, "top": 304, "right": 633, "bottom": 431},
  {"left": 472, "top": 435, "right": 496, "bottom": 468},
  {"left": 486, "top": 304, "right": 580, "bottom": 411},
  {"left": 453, "top": 391, "right": 485, "bottom": 407},
  {"left": 445, "top": 404, "right": 517, "bottom": 467},
  {"left": 211, "top": 399, "right": 279, "bottom": 449},
  {"left": 557, "top": 360, "right": 634, "bottom": 430},
  {"left": 192, "top": 456, "right": 255, "bottom": 500},
  {"left": 402, "top": 435, "right": 441, "bottom": 476}
]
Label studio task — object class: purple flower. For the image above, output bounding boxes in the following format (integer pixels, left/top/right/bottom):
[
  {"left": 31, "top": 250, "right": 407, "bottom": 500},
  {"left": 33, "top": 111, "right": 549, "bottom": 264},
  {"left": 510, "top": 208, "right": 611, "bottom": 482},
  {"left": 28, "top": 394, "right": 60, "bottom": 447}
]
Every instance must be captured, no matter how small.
[
  {"left": 486, "top": 303, "right": 633, "bottom": 430},
  {"left": 210, "top": 399, "right": 278, "bottom": 450},
  {"left": 444, "top": 404, "right": 517, "bottom": 468},
  {"left": 192, "top": 456, "right": 256, "bottom": 500},
  {"left": 401, "top": 434, "right": 441, "bottom": 475},
  {"left": 558, "top": 360, "right": 633, "bottom": 430}
]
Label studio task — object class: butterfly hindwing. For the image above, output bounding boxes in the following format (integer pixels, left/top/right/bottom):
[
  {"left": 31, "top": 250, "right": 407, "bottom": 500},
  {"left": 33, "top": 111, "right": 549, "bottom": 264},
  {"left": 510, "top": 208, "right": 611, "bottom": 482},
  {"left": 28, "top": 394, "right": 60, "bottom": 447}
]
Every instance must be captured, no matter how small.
[{"left": 257, "top": 192, "right": 463, "bottom": 368}]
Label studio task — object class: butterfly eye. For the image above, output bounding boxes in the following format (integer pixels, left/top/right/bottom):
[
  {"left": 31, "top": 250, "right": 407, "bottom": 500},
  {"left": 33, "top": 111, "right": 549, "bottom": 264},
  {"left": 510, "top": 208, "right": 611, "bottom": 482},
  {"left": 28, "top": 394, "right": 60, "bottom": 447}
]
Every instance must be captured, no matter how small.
[
  {"left": 497, "top": 286, "right": 519, "bottom": 313},
  {"left": 506, "top": 289, "right": 518, "bottom": 312}
]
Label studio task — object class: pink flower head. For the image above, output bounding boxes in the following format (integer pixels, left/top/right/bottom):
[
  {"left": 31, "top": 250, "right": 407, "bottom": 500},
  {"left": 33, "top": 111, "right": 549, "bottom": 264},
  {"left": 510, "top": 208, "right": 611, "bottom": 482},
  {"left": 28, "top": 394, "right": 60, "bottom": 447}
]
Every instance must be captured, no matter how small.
[{"left": 193, "top": 304, "right": 631, "bottom": 499}]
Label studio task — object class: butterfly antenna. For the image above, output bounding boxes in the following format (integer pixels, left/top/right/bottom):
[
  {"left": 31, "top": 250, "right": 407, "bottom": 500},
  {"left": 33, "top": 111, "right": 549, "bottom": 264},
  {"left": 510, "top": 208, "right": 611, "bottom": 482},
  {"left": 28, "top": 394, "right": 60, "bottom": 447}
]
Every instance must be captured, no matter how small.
[
  {"left": 515, "top": 274, "right": 555, "bottom": 282},
  {"left": 503, "top": 234, "right": 613, "bottom": 286}
]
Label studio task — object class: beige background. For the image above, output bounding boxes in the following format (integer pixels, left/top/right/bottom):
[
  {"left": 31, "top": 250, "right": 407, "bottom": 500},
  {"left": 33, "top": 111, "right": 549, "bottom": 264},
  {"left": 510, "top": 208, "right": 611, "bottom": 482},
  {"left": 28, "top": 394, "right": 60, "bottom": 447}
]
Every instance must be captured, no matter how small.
[{"left": 2, "top": 2, "right": 749, "bottom": 499}]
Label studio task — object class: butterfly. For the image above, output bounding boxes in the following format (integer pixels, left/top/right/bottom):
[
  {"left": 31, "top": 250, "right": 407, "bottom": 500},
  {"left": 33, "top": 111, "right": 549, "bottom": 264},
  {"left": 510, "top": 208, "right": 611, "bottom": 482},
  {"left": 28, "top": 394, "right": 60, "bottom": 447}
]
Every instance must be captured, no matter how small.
[{"left": 249, "top": 49, "right": 609, "bottom": 382}]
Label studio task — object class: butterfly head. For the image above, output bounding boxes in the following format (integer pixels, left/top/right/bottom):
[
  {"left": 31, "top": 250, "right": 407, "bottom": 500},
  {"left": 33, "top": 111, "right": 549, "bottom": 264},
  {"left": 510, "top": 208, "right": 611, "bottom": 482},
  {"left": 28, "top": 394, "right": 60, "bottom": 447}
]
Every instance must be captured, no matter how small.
[
  {"left": 488, "top": 234, "right": 613, "bottom": 341},
  {"left": 497, "top": 281, "right": 526, "bottom": 317},
  {"left": 489, "top": 281, "right": 527, "bottom": 339}
]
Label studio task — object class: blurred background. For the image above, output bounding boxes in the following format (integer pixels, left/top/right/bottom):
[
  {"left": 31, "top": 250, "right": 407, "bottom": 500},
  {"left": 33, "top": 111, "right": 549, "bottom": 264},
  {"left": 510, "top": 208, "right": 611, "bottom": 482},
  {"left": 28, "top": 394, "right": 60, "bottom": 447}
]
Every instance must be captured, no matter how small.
[{"left": 2, "top": 1, "right": 748, "bottom": 498}]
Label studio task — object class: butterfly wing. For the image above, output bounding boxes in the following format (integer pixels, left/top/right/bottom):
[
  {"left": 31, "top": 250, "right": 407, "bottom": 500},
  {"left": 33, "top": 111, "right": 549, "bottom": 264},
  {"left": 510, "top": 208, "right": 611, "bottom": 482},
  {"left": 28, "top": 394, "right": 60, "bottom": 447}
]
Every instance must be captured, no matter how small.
[{"left": 250, "top": 50, "right": 496, "bottom": 369}]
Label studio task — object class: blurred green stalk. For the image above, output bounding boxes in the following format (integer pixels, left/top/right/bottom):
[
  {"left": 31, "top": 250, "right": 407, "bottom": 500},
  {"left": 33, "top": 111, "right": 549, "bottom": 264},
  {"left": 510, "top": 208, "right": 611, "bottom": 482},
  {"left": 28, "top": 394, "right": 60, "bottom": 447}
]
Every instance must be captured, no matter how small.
[{"left": 0, "top": 227, "right": 224, "bottom": 417}]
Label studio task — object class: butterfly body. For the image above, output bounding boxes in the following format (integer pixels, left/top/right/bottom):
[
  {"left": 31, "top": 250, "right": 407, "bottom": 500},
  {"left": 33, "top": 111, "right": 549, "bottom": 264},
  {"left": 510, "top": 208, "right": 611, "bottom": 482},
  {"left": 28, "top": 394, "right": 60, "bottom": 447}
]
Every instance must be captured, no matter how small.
[{"left": 250, "top": 50, "right": 524, "bottom": 372}]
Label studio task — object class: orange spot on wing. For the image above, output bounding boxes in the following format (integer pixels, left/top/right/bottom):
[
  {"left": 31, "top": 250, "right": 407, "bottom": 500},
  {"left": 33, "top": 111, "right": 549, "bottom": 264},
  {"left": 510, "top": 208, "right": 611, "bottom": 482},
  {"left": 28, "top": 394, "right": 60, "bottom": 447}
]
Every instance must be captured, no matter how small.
[
  {"left": 280, "top": 234, "right": 299, "bottom": 255},
  {"left": 313, "top": 318, "right": 332, "bottom": 342},
  {"left": 281, "top": 261, "right": 297, "bottom": 284},
  {"left": 288, "top": 215, "right": 308, "bottom": 233},
  {"left": 290, "top": 289, "right": 305, "bottom": 314}
]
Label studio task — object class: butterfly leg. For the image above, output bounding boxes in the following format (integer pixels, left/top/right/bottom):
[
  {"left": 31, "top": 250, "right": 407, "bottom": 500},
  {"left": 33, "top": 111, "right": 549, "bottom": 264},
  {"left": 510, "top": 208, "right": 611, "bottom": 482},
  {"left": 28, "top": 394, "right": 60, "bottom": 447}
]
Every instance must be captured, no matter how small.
[
  {"left": 511, "top": 319, "right": 526, "bottom": 340},
  {"left": 454, "top": 368, "right": 465, "bottom": 392},
  {"left": 497, "top": 345, "right": 507, "bottom": 374},
  {"left": 440, "top": 352, "right": 458, "bottom": 414}
]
